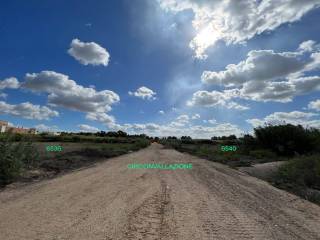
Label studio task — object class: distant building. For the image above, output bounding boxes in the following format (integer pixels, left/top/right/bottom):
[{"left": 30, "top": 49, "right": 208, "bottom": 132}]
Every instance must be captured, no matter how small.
[
  {"left": 0, "top": 120, "right": 36, "bottom": 134},
  {"left": 8, "top": 127, "right": 33, "bottom": 134},
  {"left": 0, "top": 120, "right": 8, "bottom": 133}
]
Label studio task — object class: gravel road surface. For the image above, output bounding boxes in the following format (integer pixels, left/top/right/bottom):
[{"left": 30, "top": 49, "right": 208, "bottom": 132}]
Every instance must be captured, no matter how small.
[{"left": 1, "top": 143, "right": 320, "bottom": 240}]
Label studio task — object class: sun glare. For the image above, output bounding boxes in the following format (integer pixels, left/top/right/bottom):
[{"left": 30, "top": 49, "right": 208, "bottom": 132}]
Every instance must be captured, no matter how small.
[
  {"left": 191, "top": 25, "right": 220, "bottom": 58},
  {"left": 198, "top": 26, "right": 218, "bottom": 46}
]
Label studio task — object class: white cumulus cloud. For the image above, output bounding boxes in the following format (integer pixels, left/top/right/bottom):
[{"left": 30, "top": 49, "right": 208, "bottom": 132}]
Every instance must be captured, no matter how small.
[
  {"left": 202, "top": 50, "right": 306, "bottom": 86},
  {"left": 308, "top": 99, "right": 320, "bottom": 111},
  {"left": 23, "top": 71, "right": 119, "bottom": 113},
  {"left": 187, "top": 90, "right": 249, "bottom": 110},
  {"left": 159, "top": 0, "right": 320, "bottom": 58},
  {"left": 176, "top": 114, "right": 189, "bottom": 123},
  {"left": 299, "top": 40, "right": 317, "bottom": 53},
  {"left": 118, "top": 121, "right": 243, "bottom": 138},
  {"left": 35, "top": 124, "right": 60, "bottom": 132},
  {"left": 200, "top": 42, "right": 320, "bottom": 103},
  {"left": 0, "top": 101, "right": 59, "bottom": 120},
  {"left": 191, "top": 113, "right": 200, "bottom": 119},
  {"left": 0, "top": 77, "right": 20, "bottom": 89},
  {"left": 129, "top": 86, "right": 157, "bottom": 100},
  {"left": 247, "top": 111, "right": 320, "bottom": 128},
  {"left": 78, "top": 124, "right": 100, "bottom": 132},
  {"left": 208, "top": 119, "right": 217, "bottom": 124},
  {"left": 68, "top": 38, "right": 110, "bottom": 66},
  {"left": 85, "top": 112, "right": 116, "bottom": 128}
]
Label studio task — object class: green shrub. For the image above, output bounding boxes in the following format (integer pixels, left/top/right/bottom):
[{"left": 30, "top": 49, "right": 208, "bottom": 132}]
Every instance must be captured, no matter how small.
[
  {"left": 71, "top": 136, "right": 81, "bottom": 142},
  {"left": 249, "top": 149, "right": 277, "bottom": 159},
  {"left": 195, "top": 145, "right": 214, "bottom": 157},
  {"left": 0, "top": 136, "right": 23, "bottom": 185},
  {"left": 0, "top": 134, "right": 39, "bottom": 185},
  {"left": 132, "top": 139, "right": 150, "bottom": 149},
  {"left": 195, "top": 139, "right": 213, "bottom": 144},
  {"left": 254, "top": 124, "right": 318, "bottom": 156},
  {"left": 22, "top": 140, "right": 40, "bottom": 168},
  {"left": 237, "top": 134, "right": 257, "bottom": 154},
  {"left": 274, "top": 155, "right": 320, "bottom": 190}
]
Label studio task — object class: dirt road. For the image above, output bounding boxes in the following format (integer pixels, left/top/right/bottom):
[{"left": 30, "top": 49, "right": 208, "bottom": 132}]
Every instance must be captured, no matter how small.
[{"left": 1, "top": 143, "right": 320, "bottom": 240}]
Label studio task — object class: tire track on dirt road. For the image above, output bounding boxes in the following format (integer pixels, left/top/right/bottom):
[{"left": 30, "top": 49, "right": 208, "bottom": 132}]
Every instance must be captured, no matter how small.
[
  {"left": 190, "top": 156, "right": 320, "bottom": 240},
  {"left": 125, "top": 180, "right": 176, "bottom": 240}
]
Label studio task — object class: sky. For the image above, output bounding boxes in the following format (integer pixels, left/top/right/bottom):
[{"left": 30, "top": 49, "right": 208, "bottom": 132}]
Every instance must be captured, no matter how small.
[{"left": 0, "top": 0, "right": 320, "bottom": 138}]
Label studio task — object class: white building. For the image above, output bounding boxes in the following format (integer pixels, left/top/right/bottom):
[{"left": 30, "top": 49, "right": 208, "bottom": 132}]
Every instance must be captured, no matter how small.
[{"left": 0, "top": 121, "right": 8, "bottom": 133}]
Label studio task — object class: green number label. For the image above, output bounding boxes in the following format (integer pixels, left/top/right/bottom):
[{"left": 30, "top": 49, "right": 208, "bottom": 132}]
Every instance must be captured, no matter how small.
[
  {"left": 221, "top": 145, "right": 237, "bottom": 152},
  {"left": 46, "top": 145, "right": 62, "bottom": 152}
]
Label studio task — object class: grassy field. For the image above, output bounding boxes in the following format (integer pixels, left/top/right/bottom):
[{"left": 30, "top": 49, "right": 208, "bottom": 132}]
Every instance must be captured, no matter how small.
[
  {"left": 0, "top": 135, "right": 150, "bottom": 186},
  {"left": 36, "top": 141, "right": 149, "bottom": 172},
  {"left": 160, "top": 139, "right": 282, "bottom": 168}
]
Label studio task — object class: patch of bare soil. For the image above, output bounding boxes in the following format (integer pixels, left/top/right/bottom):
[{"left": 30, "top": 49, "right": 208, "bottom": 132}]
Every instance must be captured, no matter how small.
[{"left": 239, "top": 161, "right": 286, "bottom": 181}]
